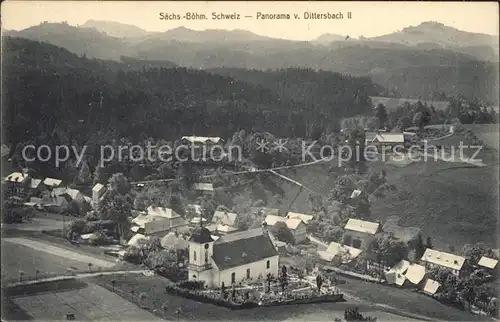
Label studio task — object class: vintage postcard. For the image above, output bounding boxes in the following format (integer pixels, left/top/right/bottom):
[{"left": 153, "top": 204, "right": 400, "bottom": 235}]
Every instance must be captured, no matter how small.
[{"left": 1, "top": 1, "right": 499, "bottom": 321}]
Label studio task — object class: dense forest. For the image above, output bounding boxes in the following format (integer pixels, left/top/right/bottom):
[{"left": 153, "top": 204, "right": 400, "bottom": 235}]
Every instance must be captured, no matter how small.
[{"left": 2, "top": 36, "right": 379, "bottom": 149}]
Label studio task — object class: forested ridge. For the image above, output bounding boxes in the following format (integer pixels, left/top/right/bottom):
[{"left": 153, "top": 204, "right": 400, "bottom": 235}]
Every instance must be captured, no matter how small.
[
  {"left": 2, "top": 36, "right": 378, "bottom": 148},
  {"left": 8, "top": 22, "right": 499, "bottom": 105}
]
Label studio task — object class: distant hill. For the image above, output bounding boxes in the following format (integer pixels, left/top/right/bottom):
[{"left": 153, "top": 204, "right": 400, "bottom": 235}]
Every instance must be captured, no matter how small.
[
  {"left": 2, "top": 36, "right": 379, "bottom": 145},
  {"left": 8, "top": 21, "right": 499, "bottom": 104},
  {"left": 370, "top": 21, "right": 498, "bottom": 48},
  {"left": 312, "top": 33, "right": 346, "bottom": 44},
  {"left": 81, "top": 19, "right": 154, "bottom": 39}
]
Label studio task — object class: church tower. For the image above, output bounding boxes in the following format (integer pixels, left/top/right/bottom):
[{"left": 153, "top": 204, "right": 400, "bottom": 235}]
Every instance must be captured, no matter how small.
[{"left": 188, "top": 226, "right": 215, "bottom": 282}]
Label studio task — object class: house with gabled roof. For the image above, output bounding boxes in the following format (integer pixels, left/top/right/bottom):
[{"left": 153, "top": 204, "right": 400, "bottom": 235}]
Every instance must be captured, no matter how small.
[
  {"left": 420, "top": 248, "right": 466, "bottom": 276},
  {"left": 193, "top": 182, "right": 214, "bottom": 196},
  {"left": 286, "top": 212, "right": 314, "bottom": 224},
  {"left": 264, "top": 214, "right": 307, "bottom": 243},
  {"left": 343, "top": 218, "right": 380, "bottom": 250},
  {"left": 372, "top": 133, "right": 405, "bottom": 152},
  {"left": 478, "top": 256, "right": 498, "bottom": 270},
  {"left": 4, "top": 172, "right": 29, "bottom": 196},
  {"left": 318, "top": 242, "right": 363, "bottom": 265},
  {"left": 43, "top": 177, "right": 62, "bottom": 189},
  {"left": 131, "top": 206, "right": 187, "bottom": 236},
  {"left": 187, "top": 226, "right": 279, "bottom": 288}
]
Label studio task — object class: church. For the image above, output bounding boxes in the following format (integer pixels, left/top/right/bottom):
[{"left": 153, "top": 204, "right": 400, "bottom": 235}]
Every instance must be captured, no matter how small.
[{"left": 188, "top": 224, "right": 279, "bottom": 288}]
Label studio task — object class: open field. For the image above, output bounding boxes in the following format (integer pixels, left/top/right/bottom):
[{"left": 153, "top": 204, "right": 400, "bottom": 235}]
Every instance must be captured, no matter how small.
[
  {"left": 1, "top": 236, "right": 121, "bottom": 284},
  {"left": 369, "top": 159, "right": 498, "bottom": 249},
  {"left": 4, "top": 280, "right": 162, "bottom": 321},
  {"left": 370, "top": 96, "right": 449, "bottom": 111}
]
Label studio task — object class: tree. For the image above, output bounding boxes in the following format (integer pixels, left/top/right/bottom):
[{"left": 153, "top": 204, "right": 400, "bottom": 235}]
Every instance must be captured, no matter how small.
[
  {"left": 110, "top": 279, "right": 116, "bottom": 291},
  {"left": 426, "top": 237, "right": 433, "bottom": 250},
  {"left": 414, "top": 233, "right": 426, "bottom": 260},
  {"left": 370, "top": 233, "right": 409, "bottom": 268},
  {"left": 375, "top": 103, "right": 388, "bottom": 128},
  {"left": 395, "top": 116, "right": 412, "bottom": 131},
  {"left": 169, "top": 193, "right": 185, "bottom": 216},
  {"left": 266, "top": 273, "right": 273, "bottom": 293},
  {"left": 329, "top": 175, "right": 357, "bottom": 204},
  {"left": 271, "top": 221, "right": 295, "bottom": 245},
  {"left": 75, "top": 161, "right": 92, "bottom": 184},
  {"left": 462, "top": 243, "right": 495, "bottom": 264},
  {"left": 280, "top": 265, "right": 289, "bottom": 293},
  {"left": 108, "top": 173, "right": 130, "bottom": 195},
  {"left": 93, "top": 165, "right": 106, "bottom": 185},
  {"left": 316, "top": 274, "right": 323, "bottom": 292}
]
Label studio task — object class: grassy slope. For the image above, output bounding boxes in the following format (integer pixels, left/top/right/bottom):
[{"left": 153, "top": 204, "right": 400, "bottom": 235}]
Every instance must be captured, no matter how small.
[{"left": 252, "top": 132, "right": 498, "bottom": 250}]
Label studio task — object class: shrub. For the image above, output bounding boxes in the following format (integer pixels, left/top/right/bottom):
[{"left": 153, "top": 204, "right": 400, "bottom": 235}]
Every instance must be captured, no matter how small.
[{"left": 178, "top": 280, "right": 205, "bottom": 290}]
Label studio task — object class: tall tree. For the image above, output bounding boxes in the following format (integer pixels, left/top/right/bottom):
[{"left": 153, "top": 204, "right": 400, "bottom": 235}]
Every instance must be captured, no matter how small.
[{"left": 375, "top": 103, "right": 388, "bottom": 128}]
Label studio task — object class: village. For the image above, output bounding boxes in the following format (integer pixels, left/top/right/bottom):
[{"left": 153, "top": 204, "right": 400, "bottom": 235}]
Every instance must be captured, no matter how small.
[{"left": 2, "top": 128, "right": 498, "bottom": 321}]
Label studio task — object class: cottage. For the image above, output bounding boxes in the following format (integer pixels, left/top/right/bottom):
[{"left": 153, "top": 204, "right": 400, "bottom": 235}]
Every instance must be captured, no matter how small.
[
  {"left": 131, "top": 206, "right": 187, "bottom": 236},
  {"left": 404, "top": 263, "right": 427, "bottom": 285},
  {"left": 371, "top": 133, "right": 405, "bottom": 152},
  {"left": 343, "top": 218, "right": 380, "bottom": 250},
  {"left": 212, "top": 210, "right": 238, "bottom": 227},
  {"left": 286, "top": 212, "right": 314, "bottom": 224},
  {"left": 385, "top": 260, "right": 410, "bottom": 286},
  {"left": 92, "top": 183, "right": 106, "bottom": 203},
  {"left": 264, "top": 215, "right": 307, "bottom": 243},
  {"left": 188, "top": 226, "right": 279, "bottom": 288},
  {"left": 193, "top": 183, "right": 214, "bottom": 196},
  {"left": 250, "top": 207, "right": 280, "bottom": 217},
  {"left": 422, "top": 278, "right": 441, "bottom": 296},
  {"left": 420, "top": 249, "right": 466, "bottom": 276},
  {"left": 43, "top": 177, "right": 63, "bottom": 189},
  {"left": 5, "top": 172, "right": 29, "bottom": 195},
  {"left": 127, "top": 233, "right": 150, "bottom": 247},
  {"left": 478, "top": 256, "right": 498, "bottom": 270},
  {"left": 161, "top": 232, "right": 189, "bottom": 250},
  {"left": 350, "top": 189, "right": 362, "bottom": 199},
  {"left": 317, "top": 242, "right": 363, "bottom": 264}
]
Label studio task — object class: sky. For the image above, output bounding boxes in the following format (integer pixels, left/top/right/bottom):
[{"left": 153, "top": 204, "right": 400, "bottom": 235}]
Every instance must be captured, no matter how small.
[{"left": 1, "top": 1, "right": 499, "bottom": 40}]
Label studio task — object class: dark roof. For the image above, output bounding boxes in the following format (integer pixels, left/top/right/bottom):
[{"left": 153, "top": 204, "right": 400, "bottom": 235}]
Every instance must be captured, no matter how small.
[
  {"left": 189, "top": 227, "right": 214, "bottom": 243},
  {"left": 212, "top": 229, "right": 278, "bottom": 270}
]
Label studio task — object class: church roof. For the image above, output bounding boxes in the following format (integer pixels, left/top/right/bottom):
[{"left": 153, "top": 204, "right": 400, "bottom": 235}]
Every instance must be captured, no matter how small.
[
  {"left": 189, "top": 227, "right": 214, "bottom": 243},
  {"left": 212, "top": 228, "right": 278, "bottom": 270}
]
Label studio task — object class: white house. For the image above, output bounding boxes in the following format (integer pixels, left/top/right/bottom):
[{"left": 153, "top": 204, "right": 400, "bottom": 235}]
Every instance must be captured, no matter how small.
[
  {"left": 92, "top": 183, "right": 106, "bottom": 203},
  {"left": 188, "top": 226, "right": 279, "bottom": 288},
  {"left": 420, "top": 249, "right": 466, "bottom": 276},
  {"left": 422, "top": 278, "right": 441, "bottom": 296},
  {"left": 211, "top": 210, "right": 238, "bottom": 227},
  {"left": 385, "top": 260, "right": 410, "bottom": 286},
  {"left": 264, "top": 215, "right": 307, "bottom": 243},
  {"left": 404, "top": 263, "right": 427, "bottom": 285},
  {"left": 43, "top": 177, "right": 62, "bottom": 189},
  {"left": 193, "top": 183, "right": 214, "bottom": 195},
  {"left": 131, "top": 206, "right": 187, "bottom": 236},
  {"left": 5, "top": 172, "right": 29, "bottom": 195},
  {"left": 181, "top": 136, "right": 223, "bottom": 145},
  {"left": 317, "top": 242, "right": 363, "bottom": 264},
  {"left": 371, "top": 133, "right": 405, "bottom": 152},
  {"left": 478, "top": 256, "right": 498, "bottom": 270},
  {"left": 343, "top": 218, "right": 380, "bottom": 250},
  {"left": 286, "top": 212, "right": 314, "bottom": 224}
]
